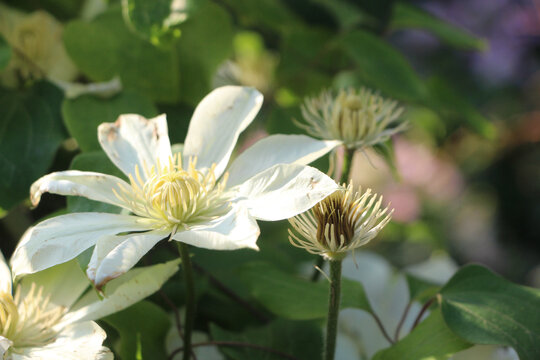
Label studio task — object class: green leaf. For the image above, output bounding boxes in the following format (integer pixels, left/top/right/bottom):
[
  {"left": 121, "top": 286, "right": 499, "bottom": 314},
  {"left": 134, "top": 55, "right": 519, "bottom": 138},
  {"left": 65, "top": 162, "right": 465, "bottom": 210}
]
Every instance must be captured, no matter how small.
[
  {"left": 210, "top": 319, "right": 323, "bottom": 360},
  {"left": 0, "top": 34, "right": 12, "bottom": 70},
  {"left": 340, "top": 30, "right": 426, "bottom": 102},
  {"left": 312, "top": 0, "right": 375, "bottom": 30},
  {"left": 239, "top": 262, "right": 372, "bottom": 320},
  {"left": 67, "top": 151, "right": 125, "bottom": 213},
  {"left": 390, "top": 3, "right": 487, "bottom": 51},
  {"left": 122, "top": 0, "right": 193, "bottom": 44},
  {"left": 219, "top": 0, "right": 298, "bottom": 35},
  {"left": 102, "top": 300, "right": 171, "bottom": 360},
  {"left": 62, "top": 91, "right": 157, "bottom": 152},
  {"left": 426, "top": 77, "right": 495, "bottom": 138},
  {"left": 440, "top": 265, "right": 540, "bottom": 360},
  {"left": 63, "top": 9, "right": 181, "bottom": 103},
  {"left": 405, "top": 274, "right": 440, "bottom": 303},
  {"left": 373, "top": 309, "right": 471, "bottom": 360},
  {"left": 0, "top": 81, "right": 66, "bottom": 209},
  {"left": 175, "top": 1, "right": 233, "bottom": 105},
  {"left": 277, "top": 28, "right": 337, "bottom": 96}
]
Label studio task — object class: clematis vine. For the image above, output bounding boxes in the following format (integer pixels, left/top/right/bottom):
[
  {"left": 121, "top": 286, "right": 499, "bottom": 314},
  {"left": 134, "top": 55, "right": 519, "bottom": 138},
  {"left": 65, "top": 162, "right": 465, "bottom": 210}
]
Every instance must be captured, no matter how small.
[
  {"left": 0, "top": 250, "right": 178, "bottom": 359},
  {"left": 11, "top": 86, "right": 340, "bottom": 288}
]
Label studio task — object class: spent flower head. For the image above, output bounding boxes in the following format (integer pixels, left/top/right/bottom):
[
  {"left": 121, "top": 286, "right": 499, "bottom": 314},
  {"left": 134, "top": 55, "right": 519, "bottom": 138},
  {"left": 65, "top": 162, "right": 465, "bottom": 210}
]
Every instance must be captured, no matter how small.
[
  {"left": 288, "top": 182, "right": 393, "bottom": 260},
  {"left": 298, "top": 87, "right": 406, "bottom": 150},
  {"left": 12, "top": 86, "right": 339, "bottom": 288}
]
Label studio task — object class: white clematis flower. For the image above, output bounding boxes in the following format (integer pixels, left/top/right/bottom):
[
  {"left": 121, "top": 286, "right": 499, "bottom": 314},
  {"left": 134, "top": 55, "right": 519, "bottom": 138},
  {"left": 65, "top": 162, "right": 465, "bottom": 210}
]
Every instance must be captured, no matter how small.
[
  {"left": 12, "top": 86, "right": 339, "bottom": 287},
  {"left": 0, "top": 250, "right": 178, "bottom": 359}
]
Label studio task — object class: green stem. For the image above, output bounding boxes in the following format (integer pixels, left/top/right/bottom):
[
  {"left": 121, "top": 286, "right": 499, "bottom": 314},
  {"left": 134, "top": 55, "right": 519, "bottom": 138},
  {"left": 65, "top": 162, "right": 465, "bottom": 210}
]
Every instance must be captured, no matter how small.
[
  {"left": 339, "top": 147, "right": 355, "bottom": 184},
  {"left": 324, "top": 259, "right": 342, "bottom": 360},
  {"left": 177, "top": 242, "right": 196, "bottom": 360}
]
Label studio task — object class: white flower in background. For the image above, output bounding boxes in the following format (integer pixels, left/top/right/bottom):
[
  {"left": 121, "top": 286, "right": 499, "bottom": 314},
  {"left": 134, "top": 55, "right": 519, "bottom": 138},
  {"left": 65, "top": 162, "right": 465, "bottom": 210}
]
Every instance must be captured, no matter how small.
[
  {"left": 288, "top": 182, "right": 392, "bottom": 260},
  {"left": 0, "top": 251, "right": 178, "bottom": 359},
  {"left": 0, "top": 4, "right": 77, "bottom": 87},
  {"left": 298, "top": 87, "right": 406, "bottom": 150},
  {"left": 12, "top": 86, "right": 339, "bottom": 287}
]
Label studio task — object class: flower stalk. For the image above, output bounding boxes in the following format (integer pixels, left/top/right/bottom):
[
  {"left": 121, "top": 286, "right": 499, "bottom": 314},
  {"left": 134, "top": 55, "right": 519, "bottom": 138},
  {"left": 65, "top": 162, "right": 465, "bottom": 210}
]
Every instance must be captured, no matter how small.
[
  {"left": 177, "top": 242, "right": 196, "bottom": 360},
  {"left": 339, "top": 147, "right": 355, "bottom": 184},
  {"left": 324, "top": 259, "right": 342, "bottom": 360}
]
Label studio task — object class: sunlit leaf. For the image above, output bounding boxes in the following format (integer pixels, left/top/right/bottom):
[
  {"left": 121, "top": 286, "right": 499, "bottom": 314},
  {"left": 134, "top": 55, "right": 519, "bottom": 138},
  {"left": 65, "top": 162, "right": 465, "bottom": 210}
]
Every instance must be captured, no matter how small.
[
  {"left": 439, "top": 265, "right": 540, "bottom": 360},
  {"left": 373, "top": 309, "right": 471, "bottom": 360},
  {"left": 64, "top": 8, "right": 181, "bottom": 103},
  {"left": 122, "top": 0, "right": 193, "bottom": 43}
]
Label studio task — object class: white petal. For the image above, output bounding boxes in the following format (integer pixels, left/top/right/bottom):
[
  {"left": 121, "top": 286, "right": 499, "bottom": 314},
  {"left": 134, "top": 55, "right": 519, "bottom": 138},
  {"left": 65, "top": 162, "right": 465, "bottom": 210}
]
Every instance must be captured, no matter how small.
[
  {"left": 90, "top": 230, "right": 169, "bottom": 288},
  {"left": 227, "top": 134, "right": 340, "bottom": 186},
  {"left": 98, "top": 114, "right": 172, "bottom": 180},
  {"left": 11, "top": 213, "right": 151, "bottom": 279},
  {"left": 0, "top": 336, "right": 12, "bottom": 358},
  {"left": 59, "top": 260, "right": 179, "bottom": 326},
  {"left": 237, "top": 163, "right": 339, "bottom": 220},
  {"left": 30, "top": 170, "right": 131, "bottom": 209},
  {"left": 171, "top": 205, "right": 260, "bottom": 250},
  {"left": 18, "top": 260, "right": 89, "bottom": 309},
  {"left": 12, "top": 321, "right": 112, "bottom": 360},
  {"left": 183, "top": 86, "right": 263, "bottom": 178},
  {"left": 86, "top": 233, "right": 134, "bottom": 283},
  {"left": 0, "top": 251, "right": 11, "bottom": 294}
]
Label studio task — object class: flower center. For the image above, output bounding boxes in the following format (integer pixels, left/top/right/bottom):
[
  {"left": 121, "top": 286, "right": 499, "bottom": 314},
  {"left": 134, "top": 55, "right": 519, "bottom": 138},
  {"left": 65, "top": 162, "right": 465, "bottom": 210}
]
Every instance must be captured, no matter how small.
[
  {"left": 0, "top": 284, "right": 65, "bottom": 349},
  {"left": 313, "top": 190, "right": 357, "bottom": 249},
  {"left": 115, "top": 154, "right": 230, "bottom": 229}
]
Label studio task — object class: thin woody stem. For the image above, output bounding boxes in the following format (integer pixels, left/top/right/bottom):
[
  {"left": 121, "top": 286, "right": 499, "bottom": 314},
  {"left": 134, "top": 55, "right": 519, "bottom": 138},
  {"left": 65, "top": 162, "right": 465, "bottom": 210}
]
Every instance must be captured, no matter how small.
[{"left": 411, "top": 297, "right": 436, "bottom": 331}]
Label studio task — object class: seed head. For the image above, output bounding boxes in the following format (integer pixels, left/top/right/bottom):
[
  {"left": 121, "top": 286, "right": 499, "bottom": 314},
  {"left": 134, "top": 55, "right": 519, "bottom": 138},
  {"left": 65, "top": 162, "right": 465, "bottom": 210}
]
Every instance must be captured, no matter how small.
[
  {"left": 288, "top": 182, "right": 392, "bottom": 260},
  {"left": 297, "top": 88, "right": 406, "bottom": 150}
]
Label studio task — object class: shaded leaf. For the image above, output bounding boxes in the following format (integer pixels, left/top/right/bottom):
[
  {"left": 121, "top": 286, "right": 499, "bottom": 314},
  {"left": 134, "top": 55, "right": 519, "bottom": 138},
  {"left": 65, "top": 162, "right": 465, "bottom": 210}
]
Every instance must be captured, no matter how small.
[
  {"left": 67, "top": 151, "right": 125, "bottom": 213},
  {"left": 239, "top": 262, "right": 372, "bottom": 320},
  {"left": 211, "top": 319, "right": 322, "bottom": 360},
  {"left": 390, "top": 3, "right": 486, "bottom": 51},
  {"left": 440, "top": 265, "right": 540, "bottom": 360},
  {"left": 62, "top": 91, "right": 157, "bottom": 152},
  {"left": 341, "top": 30, "right": 426, "bottom": 102},
  {"left": 102, "top": 300, "right": 171, "bottom": 360},
  {"left": 426, "top": 77, "right": 495, "bottom": 138},
  {"left": 0, "top": 81, "right": 65, "bottom": 209},
  {"left": 0, "top": 34, "right": 11, "bottom": 70},
  {"left": 175, "top": 1, "right": 233, "bottom": 105}
]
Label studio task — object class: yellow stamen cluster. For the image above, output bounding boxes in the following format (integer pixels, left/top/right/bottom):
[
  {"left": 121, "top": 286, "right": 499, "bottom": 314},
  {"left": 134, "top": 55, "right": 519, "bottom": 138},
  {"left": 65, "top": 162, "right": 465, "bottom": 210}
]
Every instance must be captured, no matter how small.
[
  {"left": 288, "top": 183, "right": 392, "bottom": 260},
  {"left": 298, "top": 88, "right": 406, "bottom": 149},
  {"left": 0, "top": 283, "right": 65, "bottom": 348},
  {"left": 115, "top": 153, "right": 230, "bottom": 230}
]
